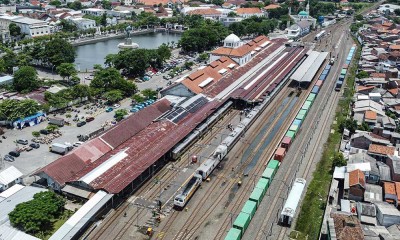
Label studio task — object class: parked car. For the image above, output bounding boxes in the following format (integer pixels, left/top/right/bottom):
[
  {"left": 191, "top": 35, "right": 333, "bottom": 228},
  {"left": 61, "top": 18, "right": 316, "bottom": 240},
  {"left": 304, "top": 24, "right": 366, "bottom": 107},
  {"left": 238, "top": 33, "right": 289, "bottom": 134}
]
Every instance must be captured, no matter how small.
[
  {"left": 86, "top": 117, "right": 95, "bottom": 122},
  {"left": 16, "top": 139, "right": 28, "bottom": 145},
  {"left": 106, "top": 107, "right": 114, "bottom": 112},
  {"left": 40, "top": 129, "right": 49, "bottom": 135},
  {"left": 9, "top": 151, "right": 20, "bottom": 157},
  {"left": 113, "top": 104, "right": 121, "bottom": 108},
  {"left": 30, "top": 143, "right": 40, "bottom": 149},
  {"left": 77, "top": 121, "right": 86, "bottom": 127},
  {"left": 73, "top": 141, "right": 84, "bottom": 147},
  {"left": 4, "top": 155, "right": 14, "bottom": 162}
]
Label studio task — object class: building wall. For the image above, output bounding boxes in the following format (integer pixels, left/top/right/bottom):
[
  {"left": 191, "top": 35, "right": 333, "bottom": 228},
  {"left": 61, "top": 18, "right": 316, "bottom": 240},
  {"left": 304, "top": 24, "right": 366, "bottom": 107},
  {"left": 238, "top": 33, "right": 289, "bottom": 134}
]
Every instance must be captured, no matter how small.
[
  {"left": 386, "top": 157, "right": 400, "bottom": 182},
  {"left": 37, "top": 172, "right": 62, "bottom": 191},
  {"left": 18, "top": 23, "right": 51, "bottom": 38},
  {"left": 0, "top": 178, "right": 22, "bottom": 192},
  {"left": 349, "top": 185, "right": 364, "bottom": 202},
  {"left": 350, "top": 136, "right": 371, "bottom": 150}
]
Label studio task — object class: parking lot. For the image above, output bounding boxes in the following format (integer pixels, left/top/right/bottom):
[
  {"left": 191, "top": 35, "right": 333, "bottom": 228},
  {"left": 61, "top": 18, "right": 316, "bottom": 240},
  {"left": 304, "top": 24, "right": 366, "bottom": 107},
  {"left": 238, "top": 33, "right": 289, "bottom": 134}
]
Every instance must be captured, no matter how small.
[{"left": 0, "top": 99, "right": 132, "bottom": 181}]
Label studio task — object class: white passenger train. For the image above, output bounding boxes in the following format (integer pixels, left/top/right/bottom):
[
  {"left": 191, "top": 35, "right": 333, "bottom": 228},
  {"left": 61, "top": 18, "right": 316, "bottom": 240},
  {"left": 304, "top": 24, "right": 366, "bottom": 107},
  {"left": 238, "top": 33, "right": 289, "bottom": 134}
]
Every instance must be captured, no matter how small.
[
  {"left": 196, "top": 145, "right": 227, "bottom": 179},
  {"left": 279, "top": 178, "right": 307, "bottom": 226}
]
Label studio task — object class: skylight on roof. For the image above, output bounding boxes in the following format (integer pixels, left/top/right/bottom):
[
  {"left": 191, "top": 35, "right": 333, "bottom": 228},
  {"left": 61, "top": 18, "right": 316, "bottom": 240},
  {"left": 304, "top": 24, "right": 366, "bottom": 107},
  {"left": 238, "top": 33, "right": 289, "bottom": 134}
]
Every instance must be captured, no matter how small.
[
  {"left": 198, "top": 77, "right": 214, "bottom": 88},
  {"left": 227, "top": 63, "right": 236, "bottom": 69},
  {"left": 218, "top": 68, "right": 228, "bottom": 74}
]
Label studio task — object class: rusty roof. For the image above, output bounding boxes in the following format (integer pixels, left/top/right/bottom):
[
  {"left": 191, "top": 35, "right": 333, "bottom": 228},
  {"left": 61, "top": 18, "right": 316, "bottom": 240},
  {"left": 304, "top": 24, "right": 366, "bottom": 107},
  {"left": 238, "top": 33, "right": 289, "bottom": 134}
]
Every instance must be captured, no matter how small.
[
  {"left": 330, "top": 213, "right": 363, "bottom": 240},
  {"left": 396, "top": 182, "right": 400, "bottom": 201},
  {"left": 211, "top": 35, "right": 269, "bottom": 58},
  {"left": 236, "top": 7, "right": 262, "bottom": 14},
  {"left": 368, "top": 144, "right": 395, "bottom": 156},
  {"left": 264, "top": 4, "right": 281, "bottom": 10},
  {"left": 356, "top": 86, "right": 375, "bottom": 92},
  {"left": 349, "top": 169, "right": 365, "bottom": 188},
  {"left": 389, "top": 45, "right": 400, "bottom": 50},
  {"left": 188, "top": 8, "right": 222, "bottom": 15},
  {"left": 384, "top": 181, "right": 396, "bottom": 195},
  {"left": 100, "top": 99, "right": 171, "bottom": 148},
  {"left": 365, "top": 110, "right": 377, "bottom": 120}
]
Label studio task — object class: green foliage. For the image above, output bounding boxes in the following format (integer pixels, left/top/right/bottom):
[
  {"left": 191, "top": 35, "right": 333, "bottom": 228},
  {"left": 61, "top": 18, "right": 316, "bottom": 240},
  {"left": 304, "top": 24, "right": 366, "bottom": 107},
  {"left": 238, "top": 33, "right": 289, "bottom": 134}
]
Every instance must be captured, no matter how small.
[
  {"left": 338, "top": 118, "right": 357, "bottom": 134},
  {"left": 180, "top": 20, "right": 229, "bottom": 52},
  {"left": 309, "top": 1, "right": 336, "bottom": 17},
  {"left": 46, "top": 124, "right": 59, "bottom": 132},
  {"left": 141, "top": 88, "right": 157, "bottom": 99},
  {"left": 9, "top": 23, "right": 21, "bottom": 37},
  {"left": 355, "top": 14, "right": 363, "bottom": 21},
  {"left": 72, "top": 84, "right": 91, "bottom": 100},
  {"left": 103, "top": 89, "right": 123, "bottom": 103},
  {"left": 184, "top": 61, "right": 194, "bottom": 69},
  {"left": 114, "top": 108, "right": 128, "bottom": 121},
  {"left": 57, "top": 63, "right": 77, "bottom": 80},
  {"left": 49, "top": 0, "right": 61, "bottom": 7},
  {"left": 132, "top": 93, "right": 145, "bottom": 103},
  {"left": 67, "top": 0, "right": 82, "bottom": 10},
  {"left": 356, "top": 70, "right": 369, "bottom": 79},
  {"left": 32, "top": 131, "right": 40, "bottom": 137},
  {"left": 332, "top": 152, "right": 346, "bottom": 167},
  {"left": 211, "top": 0, "right": 223, "bottom": 6},
  {"left": 107, "top": 45, "right": 171, "bottom": 77},
  {"left": 13, "top": 66, "right": 40, "bottom": 93},
  {"left": 58, "top": 19, "right": 78, "bottom": 32},
  {"left": 229, "top": 17, "right": 278, "bottom": 37},
  {"left": 101, "top": 0, "right": 112, "bottom": 10},
  {"left": 198, "top": 53, "right": 209, "bottom": 62},
  {"left": 228, "top": 11, "right": 238, "bottom": 17},
  {"left": 386, "top": 110, "right": 396, "bottom": 119},
  {"left": 350, "top": 22, "right": 364, "bottom": 33},
  {"left": 101, "top": 13, "right": 107, "bottom": 26},
  {"left": 90, "top": 67, "right": 137, "bottom": 96},
  {"left": 9, "top": 191, "right": 65, "bottom": 234},
  {"left": 44, "top": 38, "right": 76, "bottom": 67},
  {"left": 395, "top": 9, "right": 400, "bottom": 16},
  {"left": 358, "top": 121, "right": 371, "bottom": 132}
]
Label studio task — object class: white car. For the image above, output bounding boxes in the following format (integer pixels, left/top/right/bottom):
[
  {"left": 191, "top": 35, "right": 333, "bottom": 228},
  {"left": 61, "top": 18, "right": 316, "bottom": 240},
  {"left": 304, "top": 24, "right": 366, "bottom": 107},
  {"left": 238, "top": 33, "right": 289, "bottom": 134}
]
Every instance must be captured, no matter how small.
[
  {"left": 73, "top": 141, "right": 84, "bottom": 147},
  {"left": 113, "top": 104, "right": 121, "bottom": 108}
]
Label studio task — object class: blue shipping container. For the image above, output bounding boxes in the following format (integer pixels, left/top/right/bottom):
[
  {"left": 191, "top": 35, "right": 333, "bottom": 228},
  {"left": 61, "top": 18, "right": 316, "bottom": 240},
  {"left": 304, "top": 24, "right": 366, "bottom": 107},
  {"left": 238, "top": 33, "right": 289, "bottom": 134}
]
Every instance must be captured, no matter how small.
[
  {"left": 322, "top": 69, "right": 329, "bottom": 75},
  {"left": 319, "top": 74, "right": 327, "bottom": 81},
  {"left": 325, "top": 65, "right": 331, "bottom": 70},
  {"left": 311, "top": 86, "right": 319, "bottom": 94},
  {"left": 293, "top": 119, "right": 302, "bottom": 126}
]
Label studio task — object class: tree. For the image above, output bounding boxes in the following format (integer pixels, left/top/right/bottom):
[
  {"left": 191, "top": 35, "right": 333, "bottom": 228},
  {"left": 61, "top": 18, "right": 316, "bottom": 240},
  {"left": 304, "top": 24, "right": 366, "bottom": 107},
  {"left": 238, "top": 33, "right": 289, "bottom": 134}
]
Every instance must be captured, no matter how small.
[
  {"left": 67, "top": 0, "right": 82, "bottom": 10},
  {"left": 101, "top": 0, "right": 112, "bottom": 10},
  {"left": 103, "top": 90, "right": 123, "bottom": 103},
  {"left": 72, "top": 84, "right": 91, "bottom": 100},
  {"left": 358, "top": 121, "right": 371, "bottom": 132},
  {"left": 156, "top": 44, "right": 172, "bottom": 63},
  {"left": 114, "top": 109, "right": 128, "bottom": 121},
  {"left": 141, "top": 88, "right": 157, "bottom": 99},
  {"left": 13, "top": 66, "right": 40, "bottom": 93},
  {"left": 100, "top": 13, "right": 107, "bottom": 26},
  {"left": 356, "top": 71, "right": 369, "bottom": 79},
  {"left": 0, "top": 99, "right": 41, "bottom": 121},
  {"left": 9, "top": 191, "right": 65, "bottom": 234},
  {"left": 57, "top": 63, "right": 77, "bottom": 81},
  {"left": 44, "top": 38, "right": 76, "bottom": 67},
  {"left": 211, "top": 0, "right": 223, "bottom": 6},
  {"left": 9, "top": 23, "right": 21, "bottom": 37},
  {"left": 332, "top": 152, "right": 346, "bottom": 167},
  {"left": 58, "top": 19, "right": 78, "bottom": 32},
  {"left": 46, "top": 124, "right": 59, "bottom": 132},
  {"left": 132, "top": 93, "right": 144, "bottom": 103},
  {"left": 198, "top": 53, "right": 209, "bottom": 62},
  {"left": 395, "top": 9, "right": 400, "bottom": 16},
  {"left": 228, "top": 11, "right": 238, "bottom": 17},
  {"left": 49, "top": 0, "right": 61, "bottom": 7},
  {"left": 90, "top": 67, "right": 137, "bottom": 95},
  {"left": 355, "top": 14, "right": 363, "bottom": 21},
  {"left": 339, "top": 118, "right": 357, "bottom": 134}
]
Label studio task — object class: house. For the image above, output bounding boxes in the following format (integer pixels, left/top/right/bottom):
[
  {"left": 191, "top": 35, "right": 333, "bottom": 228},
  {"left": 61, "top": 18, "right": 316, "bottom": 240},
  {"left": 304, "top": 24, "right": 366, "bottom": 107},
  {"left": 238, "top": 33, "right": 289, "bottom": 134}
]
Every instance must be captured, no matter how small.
[
  {"left": 383, "top": 181, "right": 397, "bottom": 205},
  {"left": 69, "top": 17, "right": 96, "bottom": 30},
  {"left": 350, "top": 132, "right": 391, "bottom": 150},
  {"left": 0, "top": 166, "right": 23, "bottom": 192},
  {"left": 287, "top": 20, "right": 311, "bottom": 39},
  {"left": 12, "top": 17, "right": 51, "bottom": 38},
  {"left": 387, "top": 156, "right": 400, "bottom": 182},
  {"left": 327, "top": 212, "right": 364, "bottom": 240},
  {"left": 236, "top": 8, "right": 264, "bottom": 19},
  {"left": 356, "top": 202, "right": 377, "bottom": 226},
  {"left": 364, "top": 183, "right": 383, "bottom": 203},
  {"left": 348, "top": 152, "right": 380, "bottom": 184},
  {"left": 375, "top": 201, "right": 400, "bottom": 227},
  {"left": 368, "top": 143, "right": 395, "bottom": 161},
  {"left": 345, "top": 169, "right": 366, "bottom": 202},
  {"left": 186, "top": 8, "right": 222, "bottom": 20},
  {"left": 81, "top": 8, "right": 107, "bottom": 17}
]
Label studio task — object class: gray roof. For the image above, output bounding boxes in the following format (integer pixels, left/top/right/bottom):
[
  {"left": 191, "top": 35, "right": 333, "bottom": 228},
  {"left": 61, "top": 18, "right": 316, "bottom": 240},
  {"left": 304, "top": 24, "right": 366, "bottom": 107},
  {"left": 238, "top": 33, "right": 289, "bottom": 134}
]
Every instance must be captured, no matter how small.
[
  {"left": 387, "top": 224, "right": 400, "bottom": 238},
  {"left": 12, "top": 17, "right": 47, "bottom": 25},
  {"left": 348, "top": 152, "right": 379, "bottom": 176},
  {"left": 388, "top": 156, "right": 400, "bottom": 174},
  {"left": 0, "top": 224, "right": 40, "bottom": 240},
  {"left": 350, "top": 132, "right": 391, "bottom": 146},
  {"left": 362, "top": 225, "right": 391, "bottom": 239},
  {"left": 364, "top": 183, "right": 383, "bottom": 203},
  {"left": 378, "top": 162, "right": 391, "bottom": 181},
  {"left": 297, "top": 20, "right": 311, "bottom": 29},
  {"left": 357, "top": 202, "right": 376, "bottom": 217},
  {"left": 375, "top": 202, "right": 400, "bottom": 216}
]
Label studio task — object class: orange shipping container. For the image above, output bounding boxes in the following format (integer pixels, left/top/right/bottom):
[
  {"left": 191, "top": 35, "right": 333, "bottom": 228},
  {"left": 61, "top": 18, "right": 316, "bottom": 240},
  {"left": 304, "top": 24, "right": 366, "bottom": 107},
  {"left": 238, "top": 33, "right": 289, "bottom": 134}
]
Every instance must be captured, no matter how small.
[{"left": 274, "top": 147, "right": 286, "bottom": 162}]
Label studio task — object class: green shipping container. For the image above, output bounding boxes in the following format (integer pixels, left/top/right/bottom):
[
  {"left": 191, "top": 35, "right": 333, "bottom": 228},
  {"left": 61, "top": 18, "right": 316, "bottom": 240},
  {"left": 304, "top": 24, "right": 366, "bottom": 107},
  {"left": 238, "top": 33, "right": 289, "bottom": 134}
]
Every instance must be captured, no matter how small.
[
  {"left": 262, "top": 167, "right": 275, "bottom": 181},
  {"left": 285, "top": 130, "right": 295, "bottom": 139},
  {"left": 241, "top": 200, "right": 257, "bottom": 219},
  {"left": 307, "top": 93, "right": 316, "bottom": 102},
  {"left": 267, "top": 160, "right": 280, "bottom": 171},
  {"left": 299, "top": 109, "right": 307, "bottom": 117},
  {"left": 341, "top": 69, "right": 347, "bottom": 75},
  {"left": 233, "top": 212, "right": 251, "bottom": 235},
  {"left": 296, "top": 113, "right": 305, "bottom": 121},
  {"left": 301, "top": 101, "right": 311, "bottom": 111},
  {"left": 258, "top": 177, "right": 270, "bottom": 188},
  {"left": 225, "top": 228, "right": 241, "bottom": 240},
  {"left": 249, "top": 187, "right": 264, "bottom": 206},
  {"left": 256, "top": 179, "right": 268, "bottom": 195}
]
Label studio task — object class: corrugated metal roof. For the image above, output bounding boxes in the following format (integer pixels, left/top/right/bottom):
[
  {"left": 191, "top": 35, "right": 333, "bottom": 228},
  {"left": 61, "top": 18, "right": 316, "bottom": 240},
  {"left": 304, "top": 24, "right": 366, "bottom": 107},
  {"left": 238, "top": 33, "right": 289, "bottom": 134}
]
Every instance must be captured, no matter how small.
[
  {"left": 291, "top": 51, "right": 320, "bottom": 81},
  {"left": 298, "top": 52, "right": 329, "bottom": 82},
  {"left": 0, "top": 166, "right": 23, "bottom": 185},
  {"left": 0, "top": 224, "right": 40, "bottom": 240},
  {"left": 49, "top": 191, "right": 113, "bottom": 240}
]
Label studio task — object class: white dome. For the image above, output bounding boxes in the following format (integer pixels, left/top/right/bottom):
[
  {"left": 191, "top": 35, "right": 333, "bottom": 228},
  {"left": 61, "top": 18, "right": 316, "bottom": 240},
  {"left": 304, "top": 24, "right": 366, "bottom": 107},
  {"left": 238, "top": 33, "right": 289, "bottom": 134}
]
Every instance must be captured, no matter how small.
[{"left": 224, "top": 34, "right": 241, "bottom": 44}]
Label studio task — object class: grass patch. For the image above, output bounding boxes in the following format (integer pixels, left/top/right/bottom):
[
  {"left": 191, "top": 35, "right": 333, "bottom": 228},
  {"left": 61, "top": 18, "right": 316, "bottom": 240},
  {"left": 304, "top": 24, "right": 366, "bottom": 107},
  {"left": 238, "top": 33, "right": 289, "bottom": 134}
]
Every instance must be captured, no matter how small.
[
  {"left": 294, "top": 38, "right": 361, "bottom": 239},
  {"left": 36, "top": 210, "right": 74, "bottom": 240}
]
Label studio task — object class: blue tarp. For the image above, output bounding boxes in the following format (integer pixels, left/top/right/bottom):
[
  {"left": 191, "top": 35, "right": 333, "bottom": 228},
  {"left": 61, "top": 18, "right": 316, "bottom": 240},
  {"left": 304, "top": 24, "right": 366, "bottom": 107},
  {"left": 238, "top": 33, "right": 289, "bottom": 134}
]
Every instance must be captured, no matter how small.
[{"left": 13, "top": 112, "right": 46, "bottom": 129}]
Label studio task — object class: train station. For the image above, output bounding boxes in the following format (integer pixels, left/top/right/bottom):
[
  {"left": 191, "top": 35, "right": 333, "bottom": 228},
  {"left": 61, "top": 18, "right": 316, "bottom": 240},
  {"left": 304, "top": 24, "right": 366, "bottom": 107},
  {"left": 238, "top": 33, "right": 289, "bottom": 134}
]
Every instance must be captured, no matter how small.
[{"left": 33, "top": 32, "right": 335, "bottom": 239}]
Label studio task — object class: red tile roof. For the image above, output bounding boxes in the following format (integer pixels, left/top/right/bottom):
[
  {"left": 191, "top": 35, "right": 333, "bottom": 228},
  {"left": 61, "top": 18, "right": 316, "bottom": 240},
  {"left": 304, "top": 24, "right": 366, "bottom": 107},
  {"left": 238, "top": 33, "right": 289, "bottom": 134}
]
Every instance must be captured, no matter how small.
[
  {"left": 364, "top": 110, "right": 377, "bottom": 120},
  {"left": 349, "top": 169, "right": 365, "bottom": 188},
  {"left": 236, "top": 8, "right": 262, "bottom": 14},
  {"left": 331, "top": 213, "right": 363, "bottom": 240},
  {"left": 188, "top": 8, "right": 222, "bottom": 16},
  {"left": 264, "top": 4, "right": 280, "bottom": 10},
  {"left": 384, "top": 181, "right": 396, "bottom": 195},
  {"left": 211, "top": 35, "right": 269, "bottom": 58},
  {"left": 396, "top": 182, "right": 400, "bottom": 202},
  {"left": 368, "top": 144, "right": 395, "bottom": 156}
]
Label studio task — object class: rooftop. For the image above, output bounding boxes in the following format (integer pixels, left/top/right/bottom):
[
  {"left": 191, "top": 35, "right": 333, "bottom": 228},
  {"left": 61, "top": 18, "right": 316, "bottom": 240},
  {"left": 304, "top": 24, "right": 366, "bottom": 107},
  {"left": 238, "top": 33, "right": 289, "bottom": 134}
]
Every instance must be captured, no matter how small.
[
  {"left": 383, "top": 181, "right": 396, "bottom": 195},
  {"left": 0, "top": 166, "right": 23, "bottom": 186},
  {"left": 349, "top": 169, "right": 365, "bottom": 188},
  {"left": 236, "top": 8, "right": 262, "bottom": 14},
  {"left": 368, "top": 144, "right": 395, "bottom": 156},
  {"left": 330, "top": 212, "right": 364, "bottom": 240}
]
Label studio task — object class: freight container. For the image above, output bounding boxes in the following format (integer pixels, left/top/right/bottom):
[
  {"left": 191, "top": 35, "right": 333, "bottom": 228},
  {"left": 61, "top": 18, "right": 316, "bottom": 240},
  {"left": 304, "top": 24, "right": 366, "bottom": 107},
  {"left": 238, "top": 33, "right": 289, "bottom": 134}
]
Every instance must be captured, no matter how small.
[
  {"left": 281, "top": 136, "right": 292, "bottom": 149},
  {"left": 345, "top": 60, "right": 350, "bottom": 65},
  {"left": 249, "top": 187, "right": 264, "bottom": 206},
  {"left": 343, "top": 64, "right": 349, "bottom": 69},
  {"left": 293, "top": 119, "right": 302, "bottom": 126},
  {"left": 256, "top": 179, "right": 268, "bottom": 196},
  {"left": 296, "top": 112, "right": 305, "bottom": 121},
  {"left": 50, "top": 143, "right": 73, "bottom": 155},
  {"left": 225, "top": 228, "right": 241, "bottom": 240},
  {"left": 301, "top": 101, "right": 311, "bottom": 111},
  {"left": 315, "top": 80, "right": 323, "bottom": 87},
  {"left": 274, "top": 147, "right": 286, "bottom": 162},
  {"left": 325, "top": 65, "right": 331, "bottom": 71},
  {"left": 259, "top": 177, "right": 270, "bottom": 188},
  {"left": 311, "top": 86, "right": 319, "bottom": 94},
  {"left": 307, "top": 93, "right": 316, "bottom": 102},
  {"left": 319, "top": 74, "right": 327, "bottom": 81},
  {"left": 233, "top": 212, "right": 251, "bottom": 236},
  {"left": 49, "top": 117, "right": 65, "bottom": 127},
  {"left": 322, "top": 69, "right": 329, "bottom": 75},
  {"left": 285, "top": 130, "right": 295, "bottom": 139},
  {"left": 289, "top": 125, "right": 299, "bottom": 134},
  {"left": 241, "top": 200, "right": 257, "bottom": 219},
  {"left": 267, "top": 160, "right": 280, "bottom": 171},
  {"left": 262, "top": 168, "right": 275, "bottom": 181}
]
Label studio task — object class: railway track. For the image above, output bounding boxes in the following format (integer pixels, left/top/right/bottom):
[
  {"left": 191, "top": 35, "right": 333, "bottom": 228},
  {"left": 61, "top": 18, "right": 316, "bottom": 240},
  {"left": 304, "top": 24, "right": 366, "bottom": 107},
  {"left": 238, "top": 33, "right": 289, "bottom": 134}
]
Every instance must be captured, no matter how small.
[
  {"left": 254, "top": 29, "right": 352, "bottom": 240},
  {"left": 89, "top": 109, "right": 239, "bottom": 240}
]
